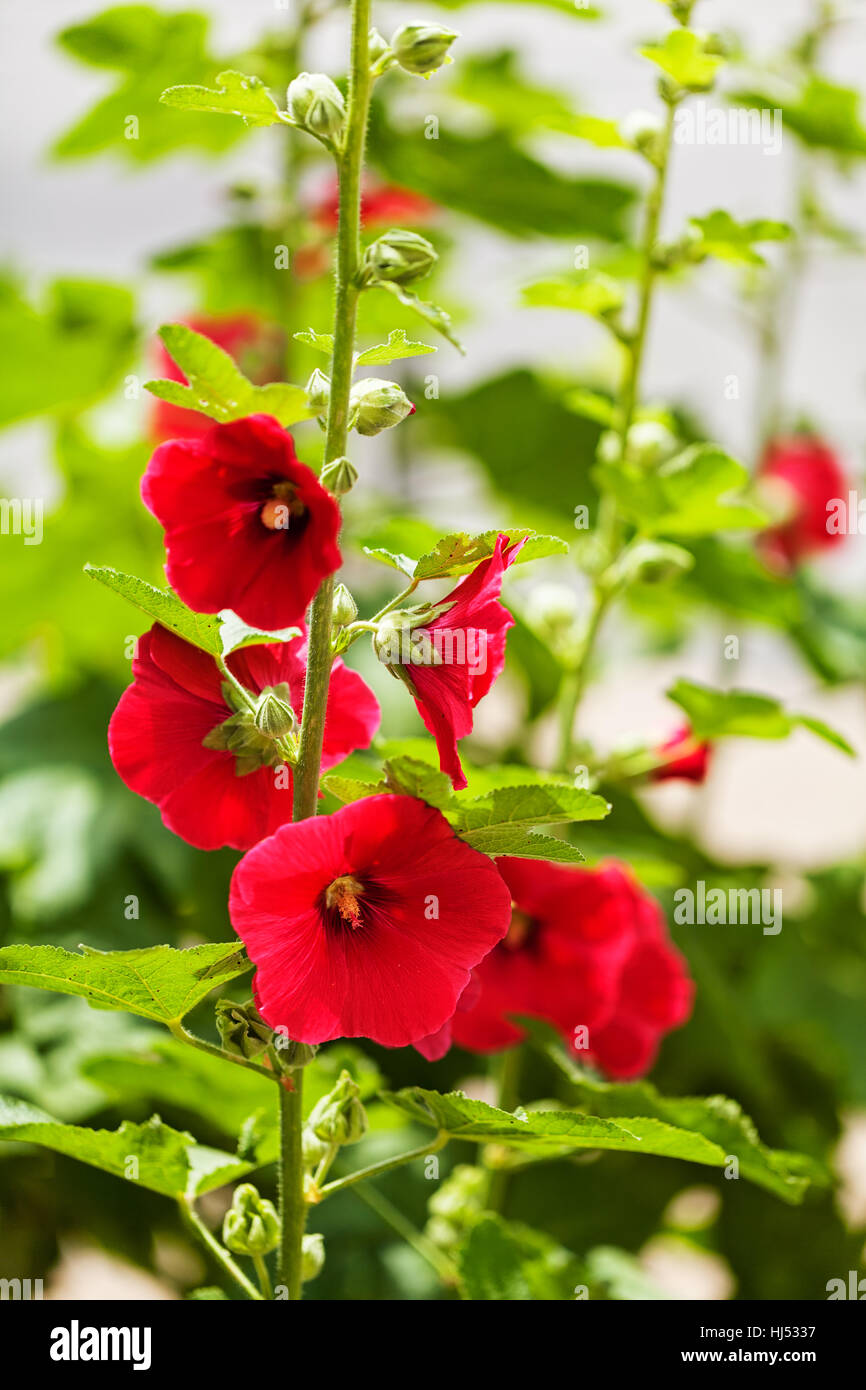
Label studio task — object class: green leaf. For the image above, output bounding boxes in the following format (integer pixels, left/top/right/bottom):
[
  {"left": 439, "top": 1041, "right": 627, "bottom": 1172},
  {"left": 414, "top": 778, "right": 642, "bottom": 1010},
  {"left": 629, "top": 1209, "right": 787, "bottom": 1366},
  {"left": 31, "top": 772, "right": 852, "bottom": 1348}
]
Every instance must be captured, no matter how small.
[
  {"left": 457, "top": 1215, "right": 579, "bottom": 1300},
  {"left": 562, "top": 387, "right": 619, "bottom": 427},
  {"left": 0, "top": 277, "right": 136, "bottom": 429},
  {"left": 293, "top": 328, "right": 334, "bottom": 356},
  {"left": 667, "top": 679, "right": 856, "bottom": 754},
  {"left": 378, "top": 282, "right": 464, "bottom": 353},
  {"left": 0, "top": 942, "right": 250, "bottom": 1025},
  {"left": 594, "top": 443, "right": 767, "bottom": 536},
  {"left": 522, "top": 271, "right": 624, "bottom": 319},
  {"left": 414, "top": 528, "right": 568, "bottom": 580},
  {"left": 447, "top": 49, "right": 618, "bottom": 147},
  {"left": 160, "top": 70, "right": 284, "bottom": 127},
  {"left": 640, "top": 29, "right": 724, "bottom": 91},
  {"left": 457, "top": 827, "right": 587, "bottom": 862},
  {"left": 0, "top": 1097, "right": 251, "bottom": 1198},
  {"left": 55, "top": 8, "right": 248, "bottom": 162},
  {"left": 145, "top": 323, "right": 315, "bottom": 427},
  {"left": 456, "top": 783, "right": 610, "bottom": 831},
  {"left": 362, "top": 546, "right": 418, "bottom": 578},
  {"left": 688, "top": 210, "right": 791, "bottom": 266},
  {"left": 368, "top": 107, "right": 636, "bottom": 242},
  {"left": 354, "top": 329, "right": 436, "bottom": 367},
  {"left": 524, "top": 1021, "right": 826, "bottom": 1203},
  {"left": 84, "top": 565, "right": 300, "bottom": 657},
  {"left": 732, "top": 77, "right": 866, "bottom": 157}
]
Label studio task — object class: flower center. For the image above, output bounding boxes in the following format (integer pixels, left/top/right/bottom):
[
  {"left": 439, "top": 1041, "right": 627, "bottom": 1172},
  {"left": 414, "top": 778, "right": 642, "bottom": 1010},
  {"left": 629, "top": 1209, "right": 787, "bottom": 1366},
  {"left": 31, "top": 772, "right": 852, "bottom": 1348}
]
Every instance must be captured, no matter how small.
[
  {"left": 505, "top": 907, "right": 534, "bottom": 950},
  {"left": 325, "top": 875, "right": 366, "bottom": 927},
  {"left": 260, "top": 481, "right": 306, "bottom": 531}
]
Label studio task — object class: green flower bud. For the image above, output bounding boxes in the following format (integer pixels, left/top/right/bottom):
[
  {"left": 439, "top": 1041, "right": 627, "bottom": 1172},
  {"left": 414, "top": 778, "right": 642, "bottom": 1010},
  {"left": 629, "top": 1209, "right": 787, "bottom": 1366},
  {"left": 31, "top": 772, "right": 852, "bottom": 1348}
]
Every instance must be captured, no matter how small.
[
  {"left": 390, "top": 23, "right": 458, "bottom": 76},
  {"left": 319, "top": 456, "right": 358, "bottom": 496},
  {"left": 301, "top": 1233, "right": 325, "bottom": 1283},
  {"left": 305, "top": 367, "right": 331, "bottom": 414},
  {"left": 350, "top": 378, "right": 415, "bottom": 436},
  {"left": 619, "top": 109, "right": 666, "bottom": 163},
  {"left": 302, "top": 1124, "right": 330, "bottom": 1168},
  {"left": 287, "top": 72, "right": 346, "bottom": 142},
  {"left": 625, "top": 420, "right": 678, "bottom": 467},
  {"left": 215, "top": 998, "right": 273, "bottom": 1060},
  {"left": 307, "top": 1069, "right": 368, "bottom": 1145},
  {"left": 361, "top": 228, "right": 438, "bottom": 287},
  {"left": 253, "top": 688, "right": 297, "bottom": 738},
  {"left": 223, "top": 1184, "right": 280, "bottom": 1256},
  {"left": 271, "top": 1035, "right": 319, "bottom": 1070},
  {"left": 368, "top": 27, "right": 392, "bottom": 67},
  {"left": 331, "top": 583, "right": 358, "bottom": 627}
]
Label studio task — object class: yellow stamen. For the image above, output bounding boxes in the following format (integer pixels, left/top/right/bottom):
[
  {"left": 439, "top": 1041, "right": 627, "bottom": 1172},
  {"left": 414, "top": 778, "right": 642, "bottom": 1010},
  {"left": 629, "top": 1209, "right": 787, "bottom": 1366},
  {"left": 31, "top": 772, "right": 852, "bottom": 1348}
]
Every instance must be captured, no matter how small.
[{"left": 325, "top": 875, "right": 365, "bottom": 927}]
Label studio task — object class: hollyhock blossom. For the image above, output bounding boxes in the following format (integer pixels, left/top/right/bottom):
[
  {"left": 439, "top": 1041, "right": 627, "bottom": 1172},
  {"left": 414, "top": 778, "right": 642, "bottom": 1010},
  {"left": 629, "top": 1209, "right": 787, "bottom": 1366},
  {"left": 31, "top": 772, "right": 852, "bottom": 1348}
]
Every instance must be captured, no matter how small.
[
  {"left": 758, "top": 435, "right": 847, "bottom": 568},
  {"left": 376, "top": 535, "right": 523, "bottom": 790},
  {"left": 150, "top": 314, "right": 284, "bottom": 442},
  {"left": 109, "top": 624, "right": 379, "bottom": 851},
  {"left": 650, "top": 724, "right": 711, "bottom": 783},
  {"left": 142, "top": 414, "right": 341, "bottom": 630},
  {"left": 228, "top": 794, "right": 512, "bottom": 1046},
  {"left": 419, "top": 858, "right": 693, "bottom": 1079}
]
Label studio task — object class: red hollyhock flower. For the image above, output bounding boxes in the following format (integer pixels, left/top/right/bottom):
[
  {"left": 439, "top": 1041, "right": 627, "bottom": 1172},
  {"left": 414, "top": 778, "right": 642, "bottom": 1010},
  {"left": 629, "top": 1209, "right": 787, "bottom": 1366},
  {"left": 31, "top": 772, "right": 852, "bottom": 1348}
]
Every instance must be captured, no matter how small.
[
  {"left": 109, "top": 624, "right": 379, "bottom": 851},
  {"left": 311, "top": 177, "right": 436, "bottom": 232},
  {"left": 142, "top": 414, "right": 341, "bottom": 630},
  {"left": 758, "top": 435, "right": 847, "bottom": 568},
  {"left": 650, "top": 724, "right": 711, "bottom": 783},
  {"left": 150, "top": 314, "right": 284, "bottom": 442},
  {"left": 417, "top": 859, "right": 693, "bottom": 1079},
  {"left": 228, "top": 794, "right": 512, "bottom": 1046},
  {"left": 378, "top": 535, "right": 523, "bottom": 790}
]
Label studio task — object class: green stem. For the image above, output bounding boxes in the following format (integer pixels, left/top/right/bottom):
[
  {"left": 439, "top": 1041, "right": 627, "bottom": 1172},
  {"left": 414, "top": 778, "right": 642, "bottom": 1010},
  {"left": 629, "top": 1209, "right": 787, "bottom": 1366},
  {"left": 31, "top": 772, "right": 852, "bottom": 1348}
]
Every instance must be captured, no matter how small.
[
  {"left": 352, "top": 1184, "right": 458, "bottom": 1286},
  {"left": 278, "top": 1072, "right": 306, "bottom": 1299},
  {"left": 178, "top": 1199, "right": 263, "bottom": 1301},
  {"left": 558, "top": 99, "right": 678, "bottom": 772},
  {"left": 253, "top": 1252, "right": 273, "bottom": 1300},
  {"left": 319, "top": 1132, "right": 448, "bottom": 1198},
  {"left": 292, "top": 0, "right": 373, "bottom": 821},
  {"left": 485, "top": 1047, "right": 522, "bottom": 1213},
  {"left": 168, "top": 1020, "right": 282, "bottom": 1088}
]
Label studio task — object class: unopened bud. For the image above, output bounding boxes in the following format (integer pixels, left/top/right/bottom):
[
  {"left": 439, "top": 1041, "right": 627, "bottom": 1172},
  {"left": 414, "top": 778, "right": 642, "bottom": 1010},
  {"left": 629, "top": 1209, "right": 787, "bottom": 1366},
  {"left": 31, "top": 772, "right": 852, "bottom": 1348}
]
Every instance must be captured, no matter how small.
[
  {"left": 350, "top": 378, "right": 415, "bottom": 436},
  {"left": 302, "top": 1233, "right": 325, "bottom": 1282},
  {"left": 215, "top": 998, "right": 273, "bottom": 1060},
  {"left": 390, "top": 23, "right": 458, "bottom": 76},
  {"left": 287, "top": 72, "right": 345, "bottom": 142},
  {"left": 302, "top": 1125, "right": 330, "bottom": 1168},
  {"left": 307, "top": 1069, "right": 368, "bottom": 1145},
  {"left": 319, "top": 456, "right": 358, "bottom": 495},
  {"left": 620, "top": 109, "right": 666, "bottom": 163},
  {"left": 625, "top": 420, "right": 677, "bottom": 467},
  {"left": 331, "top": 583, "right": 358, "bottom": 627},
  {"left": 361, "top": 228, "right": 438, "bottom": 287},
  {"left": 254, "top": 687, "right": 297, "bottom": 738},
  {"left": 368, "top": 27, "right": 391, "bottom": 67},
  {"left": 305, "top": 367, "right": 330, "bottom": 414},
  {"left": 222, "top": 1184, "right": 280, "bottom": 1256}
]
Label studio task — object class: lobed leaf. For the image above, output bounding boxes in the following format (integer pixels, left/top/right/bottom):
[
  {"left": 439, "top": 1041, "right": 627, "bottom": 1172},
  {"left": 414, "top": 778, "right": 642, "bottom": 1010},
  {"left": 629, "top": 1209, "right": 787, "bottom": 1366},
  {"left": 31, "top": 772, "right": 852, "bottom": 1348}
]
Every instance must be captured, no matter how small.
[
  {"left": 667, "top": 679, "right": 856, "bottom": 754},
  {"left": 145, "top": 323, "right": 315, "bottom": 427},
  {"left": 160, "top": 70, "right": 285, "bottom": 128}
]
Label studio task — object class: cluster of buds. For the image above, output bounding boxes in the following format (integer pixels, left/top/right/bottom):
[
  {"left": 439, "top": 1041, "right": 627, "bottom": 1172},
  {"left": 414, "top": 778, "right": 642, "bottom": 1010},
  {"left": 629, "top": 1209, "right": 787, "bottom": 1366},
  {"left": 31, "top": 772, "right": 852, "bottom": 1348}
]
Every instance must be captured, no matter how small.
[
  {"left": 222, "top": 1184, "right": 280, "bottom": 1257},
  {"left": 202, "top": 681, "right": 298, "bottom": 772},
  {"left": 216, "top": 998, "right": 318, "bottom": 1072}
]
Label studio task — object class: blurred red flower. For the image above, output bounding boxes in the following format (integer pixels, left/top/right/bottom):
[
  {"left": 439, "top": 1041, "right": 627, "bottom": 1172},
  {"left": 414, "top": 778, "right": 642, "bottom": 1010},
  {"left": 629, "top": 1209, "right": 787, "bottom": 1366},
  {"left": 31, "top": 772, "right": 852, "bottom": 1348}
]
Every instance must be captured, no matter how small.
[
  {"left": 758, "top": 434, "right": 847, "bottom": 568},
  {"left": 142, "top": 414, "right": 340, "bottom": 630},
  {"left": 380, "top": 535, "right": 523, "bottom": 790},
  {"left": 417, "top": 858, "right": 693, "bottom": 1080},
  {"left": 651, "top": 724, "right": 711, "bottom": 783},
  {"left": 228, "top": 794, "right": 512, "bottom": 1046},
  {"left": 109, "top": 624, "right": 379, "bottom": 851},
  {"left": 150, "top": 314, "right": 284, "bottom": 442},
  {"left": 310, "top": 177, "right": 436, "bottom": 232}
]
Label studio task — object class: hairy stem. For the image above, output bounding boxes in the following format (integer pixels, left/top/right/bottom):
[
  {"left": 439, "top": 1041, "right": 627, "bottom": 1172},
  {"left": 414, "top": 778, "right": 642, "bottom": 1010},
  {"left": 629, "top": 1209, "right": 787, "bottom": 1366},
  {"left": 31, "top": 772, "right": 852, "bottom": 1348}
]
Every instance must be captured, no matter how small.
[
  {"left": 558, "top": 100, "right": 677, "bottom": 771},
  {"left": 178, "top": 1199, "right": 263, "bottom": 1301},
  {"left": 352, "top": 1184, "right": 458, "bottom": 1286},
  {"left": 278, "top": 1072, "right": 306, "bottom": 1299},
  {"left": 319, "top": 1132, "right": 448, "bottom": 1198}
]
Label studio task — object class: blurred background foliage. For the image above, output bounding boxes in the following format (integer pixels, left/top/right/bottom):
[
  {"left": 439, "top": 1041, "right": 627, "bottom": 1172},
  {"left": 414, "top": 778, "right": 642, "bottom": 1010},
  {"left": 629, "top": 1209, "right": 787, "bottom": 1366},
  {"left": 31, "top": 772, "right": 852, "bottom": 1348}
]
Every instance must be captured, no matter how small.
[{"left": 0, "top": 0, "right": 865, "bottom": 1300}]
